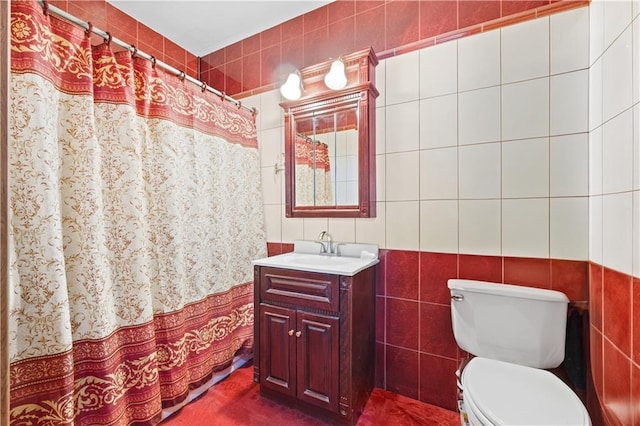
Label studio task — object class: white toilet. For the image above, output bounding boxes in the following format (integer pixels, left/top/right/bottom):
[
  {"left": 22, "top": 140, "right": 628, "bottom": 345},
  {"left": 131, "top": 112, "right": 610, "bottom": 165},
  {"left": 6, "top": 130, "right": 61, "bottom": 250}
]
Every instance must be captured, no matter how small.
[{"left": 448, "top": 279, "right": 591, "bottom": 426}]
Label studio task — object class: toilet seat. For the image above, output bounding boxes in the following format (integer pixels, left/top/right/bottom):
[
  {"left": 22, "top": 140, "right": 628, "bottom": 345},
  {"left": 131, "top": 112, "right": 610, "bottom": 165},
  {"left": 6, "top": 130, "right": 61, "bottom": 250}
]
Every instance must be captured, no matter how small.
[{"left": 462, "top": 357, "right": 590, "bottom": 425}]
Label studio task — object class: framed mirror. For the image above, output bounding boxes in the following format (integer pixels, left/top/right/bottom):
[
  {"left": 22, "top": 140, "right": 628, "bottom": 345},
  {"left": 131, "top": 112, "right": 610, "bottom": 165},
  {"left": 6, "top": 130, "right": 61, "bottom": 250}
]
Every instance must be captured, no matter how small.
[{"left": 281, "top": 48, "right": 378, "bottom": 218}]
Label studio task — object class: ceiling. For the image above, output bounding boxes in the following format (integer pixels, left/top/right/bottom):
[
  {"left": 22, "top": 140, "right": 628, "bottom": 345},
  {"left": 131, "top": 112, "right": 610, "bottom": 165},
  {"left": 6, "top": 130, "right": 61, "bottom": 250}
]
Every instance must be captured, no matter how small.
[{"left": 107, "top": 1, "right": 333, "bottom": 57}]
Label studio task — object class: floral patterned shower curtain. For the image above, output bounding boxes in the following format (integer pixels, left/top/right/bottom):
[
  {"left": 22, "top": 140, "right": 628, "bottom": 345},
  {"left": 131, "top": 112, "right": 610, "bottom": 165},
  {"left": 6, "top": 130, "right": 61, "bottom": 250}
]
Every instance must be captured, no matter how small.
[
  {"left": 8, "top": 1, "right": 266, "bottom": 425},
  {"left": 294, "top": 135, "right": 333, "bottom": 206}
]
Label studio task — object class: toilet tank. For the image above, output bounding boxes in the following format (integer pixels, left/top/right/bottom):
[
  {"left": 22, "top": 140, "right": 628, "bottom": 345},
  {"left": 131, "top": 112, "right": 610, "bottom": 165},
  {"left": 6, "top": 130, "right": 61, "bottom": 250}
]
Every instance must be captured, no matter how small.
[{"left": 448, "top": 279, "right": 569, "bottom": 369}]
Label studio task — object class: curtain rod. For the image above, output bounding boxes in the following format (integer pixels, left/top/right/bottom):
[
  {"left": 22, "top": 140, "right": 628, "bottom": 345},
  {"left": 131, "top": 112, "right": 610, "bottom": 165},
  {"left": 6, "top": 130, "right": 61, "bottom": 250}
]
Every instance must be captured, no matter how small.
[{"left": 36, "top": 0, "right": 257, "bottom": 116}]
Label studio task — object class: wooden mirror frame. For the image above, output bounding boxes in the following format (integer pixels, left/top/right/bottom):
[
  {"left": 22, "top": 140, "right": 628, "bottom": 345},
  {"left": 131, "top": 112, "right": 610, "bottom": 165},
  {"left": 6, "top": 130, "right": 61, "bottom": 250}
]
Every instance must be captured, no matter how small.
[{"left": 280, "top": 48, "right": 378, "bottom": 218}]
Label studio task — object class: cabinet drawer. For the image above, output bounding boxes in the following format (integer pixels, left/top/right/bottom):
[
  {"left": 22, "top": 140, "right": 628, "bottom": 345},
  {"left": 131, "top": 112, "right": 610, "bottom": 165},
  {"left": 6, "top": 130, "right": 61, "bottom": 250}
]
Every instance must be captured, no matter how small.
[{"left": 260, "top": 267, "right": 339, "bottom": 312}]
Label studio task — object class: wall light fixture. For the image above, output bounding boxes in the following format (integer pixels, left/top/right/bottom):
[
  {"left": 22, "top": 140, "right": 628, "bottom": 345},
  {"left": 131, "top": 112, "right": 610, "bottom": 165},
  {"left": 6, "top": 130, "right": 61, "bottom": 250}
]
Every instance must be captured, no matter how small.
[
  {"left": 324, "top": 58, "right": 347, "bottom": 90},
  {"left": 280, "top": 70, "right": 303, "bottom": 100}
]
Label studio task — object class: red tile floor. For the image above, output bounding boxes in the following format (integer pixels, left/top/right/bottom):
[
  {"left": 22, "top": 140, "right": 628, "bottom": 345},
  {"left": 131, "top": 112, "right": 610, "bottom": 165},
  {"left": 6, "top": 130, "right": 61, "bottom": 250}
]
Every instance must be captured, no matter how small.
[{"left": 161, "top": 362, "right": 459, "bottom": 426}]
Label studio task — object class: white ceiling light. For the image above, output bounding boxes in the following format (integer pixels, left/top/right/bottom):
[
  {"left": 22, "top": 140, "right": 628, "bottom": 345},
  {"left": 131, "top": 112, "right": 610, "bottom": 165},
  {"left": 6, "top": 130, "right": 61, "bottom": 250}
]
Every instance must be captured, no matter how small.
[
  {"left": 324, "top": 58, "right": 347, "bottom": 90},
  {"left": 280, "top": 71, "right": 303, "bottom": 100}
]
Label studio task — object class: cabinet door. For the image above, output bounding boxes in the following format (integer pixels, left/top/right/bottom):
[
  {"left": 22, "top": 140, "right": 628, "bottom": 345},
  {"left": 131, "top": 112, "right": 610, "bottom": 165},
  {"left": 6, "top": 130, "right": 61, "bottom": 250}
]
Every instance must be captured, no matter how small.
[
  {"left": 296, "top": 311, "right": 340, "bottom": 412},
  {"left": 259, "top": 304, "right": 296, "bottom": 397}
]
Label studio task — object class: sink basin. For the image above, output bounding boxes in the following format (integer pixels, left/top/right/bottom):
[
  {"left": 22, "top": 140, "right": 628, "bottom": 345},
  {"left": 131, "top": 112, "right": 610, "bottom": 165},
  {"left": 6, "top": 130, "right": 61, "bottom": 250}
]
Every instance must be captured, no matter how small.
[
  {"left": 252, "top": 241, "right": 379, "bottom": 276},
  {"left": 289, "top": 255, "right": 357, "bottom": 266}
]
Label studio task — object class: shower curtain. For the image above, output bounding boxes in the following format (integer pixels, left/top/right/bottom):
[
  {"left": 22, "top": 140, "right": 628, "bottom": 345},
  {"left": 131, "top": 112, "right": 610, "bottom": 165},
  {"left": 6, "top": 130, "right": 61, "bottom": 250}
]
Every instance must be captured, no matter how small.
[
  {"left": 294, "top": 135, "right": 333, "bottom": 206},
  {"left": 8, "top": 1, "right": 266, "bottom": 425}
]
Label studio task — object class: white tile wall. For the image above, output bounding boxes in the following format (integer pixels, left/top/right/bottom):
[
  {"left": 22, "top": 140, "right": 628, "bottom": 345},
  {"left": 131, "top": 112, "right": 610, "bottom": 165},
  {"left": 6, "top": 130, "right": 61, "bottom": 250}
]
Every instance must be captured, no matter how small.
[
  {"left": 281, "top": 204, "right": 304, "bottom": 242},
  {"left": 420, "top": 200, "right": 458, "bottom": 253},
  {"left": 459, "top": 200, "right": 501, "bottom": 255},
  {"left": 458, "top": 86, "right": 501, "bottom": 145},
  {"left": 603, "top": 0, "right": 634, "bottom": 48},
  {"left": 259, "top": 127, "right": 283, "bottom": 168},
  {"left": 355, "top": 202, "right": 386, "bottom": 247},
  {"left": 550, "top": 70, "right": 589, "bottom": 136},
  {"left": 502, "top": 78, "right": 549, "bottom": 141},
  {"left": 602, "top": 192, "right": 633, "bottom": 275},
  {"left": 386, "top": 201, "right": 419, "bottom": 250},
  {"left": 502, "top": 198, "right": 549, "bottom": 258},
  {"left": 260, "top": 90, "right": 284, "bottom": 130},
  {"left": 635, "top": 104, "right": 640, "bottom": 190},
  {"left": 261, "top": 167, "right": 282, "bottom": 205},
  {"left": 459, "top": 143, "right": 501, "bottom": 199},
  {"left": 589, "top": 195, "right": 603, "bottom": 264},
  {"left": 589, "top": 127, "right": 603, "bottom": 196},
  {"left": 419, "top": 40, "right": 457, "bottom": 98},
  {"left": 376, "top": 107, "right": 386, "bottom": 155},
  {"left": 589, "top": 0, "right": 639, "bottom": 278},
  {"left": 375, "top": 60, "right": 386, "bottom": 107},
  {"left": 385, "top": 101, "right": 420, "bottom": 153},
  {"left": 327, "top": 218, "right": 356, "bottom": 243},
  {"left": 420, "top": 147, "right": 458, "bottom": 200},
  {"left": 550, "top": 197, "right": 589, "bottom": 260},
  {"left": 633, "top": 191, "right": 640, "bottom": 276},
  {"left": 502, "top": 17, "right": 550, "bottom": 84},
  {"left": 590, "top": 0, "right": 605, "bottom": 65},
  {"left": 419, "top": 95, "right": 458, "bottom": 149},
  {"left": 264, "top": 204, "right": 282, "bottom": 242},
  {"left": 602, "top": 108, "right": 633, "bottom": 194},
  {"left": 502, "top": 138, "right": 549, "bottom": 198},
  {"left": 550, "top": 134, "right": 589, "bottom": 197},
  {"left": 589, "top": 59, "right": 603, "bottom": 131},
  {"left": 386, "top": 51, "right": 420, "bottom": 105},
  {"left": 303, "top": 218, "right": 329, "bottom": 241},
  {"left": 602, "top": 27, "right": 633, "bottom": 122},
  {"left": 551, "top": 7, "right": 590, "bottom": 74},
  {"left": 633, "top": 17, "right": 639, "bottom": 104},
  {"left": 376, "top": 155, "right": 386, "bottom": 202},
  {"left": 458, "top": 29, "right": 501, "bottom": 92},
  {"left": 386, "top": 151, "right": 419, "bottom": 201}
]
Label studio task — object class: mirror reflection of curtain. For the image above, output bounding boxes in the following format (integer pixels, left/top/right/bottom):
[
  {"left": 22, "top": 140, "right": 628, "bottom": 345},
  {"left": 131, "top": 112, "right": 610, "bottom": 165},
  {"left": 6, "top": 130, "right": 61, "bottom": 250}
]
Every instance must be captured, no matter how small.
[{"left": 295, "top": 135, "right": 333, "bottom": 206}]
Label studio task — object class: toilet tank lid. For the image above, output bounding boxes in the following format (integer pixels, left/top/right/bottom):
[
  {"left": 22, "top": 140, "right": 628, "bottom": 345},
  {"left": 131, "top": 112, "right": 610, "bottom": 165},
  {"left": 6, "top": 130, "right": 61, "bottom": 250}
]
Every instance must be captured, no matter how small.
[{"left": 447, "top": 279, "right": 569, "bottom": 303}]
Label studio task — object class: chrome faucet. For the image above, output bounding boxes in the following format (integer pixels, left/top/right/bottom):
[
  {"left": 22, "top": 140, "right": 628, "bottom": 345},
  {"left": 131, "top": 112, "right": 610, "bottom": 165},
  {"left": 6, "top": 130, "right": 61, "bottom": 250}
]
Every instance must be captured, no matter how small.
[{"left": 317, "top": 230, "right": 333, "bottom": 254}]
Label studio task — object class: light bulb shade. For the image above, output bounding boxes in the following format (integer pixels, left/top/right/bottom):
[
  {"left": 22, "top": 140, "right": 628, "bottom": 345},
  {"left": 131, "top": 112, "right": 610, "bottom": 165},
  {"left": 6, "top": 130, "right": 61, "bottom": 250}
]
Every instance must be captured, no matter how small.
[
  {"left": 281, "top": 71, "right": 302, "bottom": 100},
  {"left": 324, "top": 59, "right": 347, "bottom": 90}
]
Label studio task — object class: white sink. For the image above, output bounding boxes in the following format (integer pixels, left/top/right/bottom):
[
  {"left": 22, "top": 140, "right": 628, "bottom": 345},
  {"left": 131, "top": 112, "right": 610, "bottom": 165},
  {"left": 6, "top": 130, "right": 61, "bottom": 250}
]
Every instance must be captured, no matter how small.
[
  {"left": 252, "top": 241, "right": 379, "bottom": 276},
  {"left": 289, "top": 254, "right": 357, "bottom": 266}
]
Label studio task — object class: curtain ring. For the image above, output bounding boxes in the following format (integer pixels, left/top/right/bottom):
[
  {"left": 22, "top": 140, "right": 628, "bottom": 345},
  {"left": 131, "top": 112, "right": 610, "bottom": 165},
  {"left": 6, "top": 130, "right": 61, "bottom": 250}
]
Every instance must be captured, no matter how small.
[
  {"left": 178, "top": 71, "right": 186, "bottom": 81},
  {"left": 219, "top": 91, "right": 225, "bottom": 101},
  {"left": 237, "top": 100, "right": 242, "bottom": 110},
  {"left": 150, "top": 55, "right": 156, "bottom": 68},
  {"left": 200, "top": 81, "right": 207, "bottom": 92},
  {"left": 130, "top": 45, "right": 137, "bottom": 58},
  {"left": 84, "top": 22, "right": 93, "bottom": 39},
  {"left": 251, "top": 107, "right": 257, "bottom": 117},
  {"left": 41, "top": 0, "right": 49, "bottom": 16},
  {"left": 104, "top": 32, "right": 112, "bottom": 46}
]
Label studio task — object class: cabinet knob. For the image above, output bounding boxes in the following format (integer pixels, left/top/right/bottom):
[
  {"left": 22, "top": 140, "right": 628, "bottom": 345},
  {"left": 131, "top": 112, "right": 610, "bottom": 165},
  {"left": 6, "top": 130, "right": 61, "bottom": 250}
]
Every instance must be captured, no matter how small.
[
  {"left": 288, "top": 329, "right": 294, "bottom": 336},
  {"left": 295, "top": 331, "right": 302, "bottom": 338}
]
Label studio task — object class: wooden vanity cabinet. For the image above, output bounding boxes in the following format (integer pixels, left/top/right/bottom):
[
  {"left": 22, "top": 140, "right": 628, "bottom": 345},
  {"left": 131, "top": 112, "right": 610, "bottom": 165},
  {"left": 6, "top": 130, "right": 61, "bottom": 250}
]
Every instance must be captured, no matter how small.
[{"left": 253, "top": 265, "right": 376, "bottom": 425}]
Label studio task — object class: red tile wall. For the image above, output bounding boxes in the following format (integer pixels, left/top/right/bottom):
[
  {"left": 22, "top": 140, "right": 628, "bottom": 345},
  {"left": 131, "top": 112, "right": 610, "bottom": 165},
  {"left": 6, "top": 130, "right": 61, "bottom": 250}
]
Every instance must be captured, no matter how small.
[
  {"left": 589, "top": 264, "right": 639, "bottom": 426},
  {"left": 267, "top": 243, "right": 590, "bottom": 413},
  {"left": 47, "top": 1, "right": 197, "bottom": 78},
  {"left": 200, "top": 0, "right": 588, "bottom": 97}
]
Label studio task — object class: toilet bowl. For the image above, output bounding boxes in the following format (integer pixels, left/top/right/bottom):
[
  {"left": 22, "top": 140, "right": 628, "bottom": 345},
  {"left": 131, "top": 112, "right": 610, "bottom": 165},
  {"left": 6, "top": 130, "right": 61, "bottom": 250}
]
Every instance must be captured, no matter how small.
[
  {"left": 448, "top": 279, "right": 591, "bottom": 426},
  {"left": 460, "top": 357, "right": 590, "bottom": 425}
]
